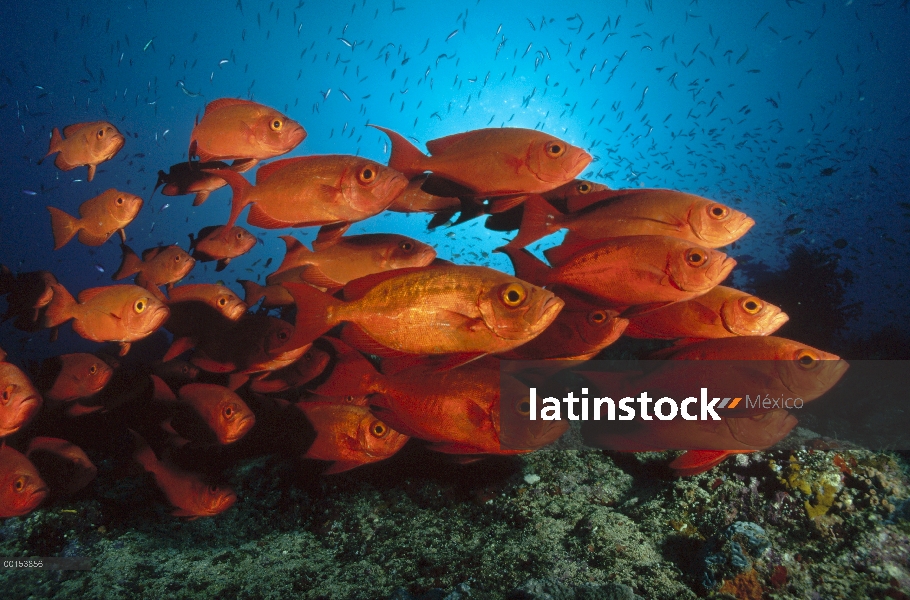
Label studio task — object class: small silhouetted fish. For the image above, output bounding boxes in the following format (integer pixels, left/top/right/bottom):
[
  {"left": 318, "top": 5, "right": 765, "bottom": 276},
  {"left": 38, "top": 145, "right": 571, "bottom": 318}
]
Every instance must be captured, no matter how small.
[
  {"left": 776, "top": 162, "right": 792, "bottom": 169},
  {"left": 869, "top": 165, "right": 878, "bottom": 175},
  {"left": 833, "top": 239, "right": 848, "bottom": 249},
  {"left": 94, "top": 264, "right": 105, "bottom": 273},
  {"left": 820, "top": 167, "right": 838, "bottom": 176},
  {"left": 785, "top": 228, "right": 805, "bottom": 236}
]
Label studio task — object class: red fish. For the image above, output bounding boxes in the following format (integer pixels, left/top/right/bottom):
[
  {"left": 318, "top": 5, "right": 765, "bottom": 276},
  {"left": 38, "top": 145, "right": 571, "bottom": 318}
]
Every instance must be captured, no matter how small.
[
  {"left": 0, "top": 350, "right": 43, "bottom": 437},
  {"left": 507, "top": 190, "right": 755, "bottom": 250},
  {"left": 315, "top": 341, "right": 568, "bottom": 454},
  {"left": 498, "top": 236, "right": 736, "bottom": 314},
  {"left": 151, "top": 377, "right": 256, "bottom": 445},
  {"left": 279, "top": 265, "right": 564, "bottom": 361},
  {"left": 388, "top": 174, "right": 461, "bottom": 215},
  {"left": 130, "top": 430, "right": 236, "bottom": 518},
  {"left": 188, "top": 225, "right": 256, "bottom": 271},
  {"left": 39, "top": 121, "right": 124, "bottom": 181},
  {"left": 624, "top": 285, "right": 789, "bottom": 342},
  {"left": 371, "top": 125, "right": 592, "bottom": 197},
  {"left": 238, "top": 280, "right": 296, "bottom": 308},
  {"left": 37, "top": 353, "right": 113, "bottom": 405},
  {"left": 248, "top": 346, "right": 331, "bottom": 394},
  {"left": 499, "top": 307, "right": 628, "bottom": 361},
  {"left": 0, "top": 445, "right": 49, "bottom": 517},
  {"left": 581, "top": 408, "right": 798, "bottom": 476},
  {"left": 113, "top": 244, "right": 196, "bottom": 299},
  {"left": 154, "top": 160, "right": 242, "bottom": 206},
  {"left": 188, "top": 98, "right": 306, "bottom": 163},
  {"left": 150, "top": 360, "right": 200, "bottom": 389},
  {"left": 43, "top": 284, "right": 170, "bottom": 356},
  {"left": 484, "top": 179, "right": 613, "bottom": 233},
  {"left": 26, "top": 437, "right": 97, "bottom": 496},
  {"left": 206, "top": 155, "right": 408, "bottom": 245},
  {"left": 47, "top": 189, "right": 143, "bottom": 250},
  {"left": 296, "top": 395, "right": 409, "bottom": 473},
  {"left": 0, "top": 266, "right": 58, "bottom": 333},
  {"left": 163, "top": 284, "right": 248, "bottom": 361},
  {"left": 268, "top": 234, "right": 437, "bottom": 289}
]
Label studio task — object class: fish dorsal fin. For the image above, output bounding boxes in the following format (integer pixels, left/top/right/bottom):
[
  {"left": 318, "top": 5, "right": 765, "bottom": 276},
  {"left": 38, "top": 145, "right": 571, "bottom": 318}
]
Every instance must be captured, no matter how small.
[
  {"left": 204, "top": 97, "right": 257, "bottom": 115},
  {"left": 76, "top": 286, "right": 116, "bottom": 304},
  {"left": 425, "top": 131, "right": 474, "bottom": 156},
  {"left": 277, "top": 235, "right": 313, "bottom": 271},
  {"left": 142, "top": 247, "right": 165, "bottom": 261},
  {"left": 255, "top": 156, "right": 310, "bottom": 184},
  {"left": 542, "top": 238, "right": 601, "bottom": 266},
  {"left": 342, "top": 267, "right": 429, "bottom": 301},
  {"left": 62, "top": 123, "right": 86, "bottom": 138}
]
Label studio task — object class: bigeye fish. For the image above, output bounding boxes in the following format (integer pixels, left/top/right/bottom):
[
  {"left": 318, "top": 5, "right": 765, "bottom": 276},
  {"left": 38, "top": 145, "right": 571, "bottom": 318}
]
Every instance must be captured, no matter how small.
[
  {"left": 39, "top": 121, "right": 124, "bottom": 181},
  {"left": 188, "top": 98, "right": 305, "bottom": 163},
  {"left": 0, "top": 350, "right": 43, "bottom": 437},
  {"left": 46, "top": 189, "right": 143, "bottom": 250},
  {"left": 113, "top": 244, "right": 196, "bottom": 299},
  {"left": 26, "top": 437, "right": 97, "bottom": 496},
  {"left": 188, "top": 226, "right": 257, "bottom": 272},
  {"left": 0, "top": 445, "right": 48, "bottom": 517}
]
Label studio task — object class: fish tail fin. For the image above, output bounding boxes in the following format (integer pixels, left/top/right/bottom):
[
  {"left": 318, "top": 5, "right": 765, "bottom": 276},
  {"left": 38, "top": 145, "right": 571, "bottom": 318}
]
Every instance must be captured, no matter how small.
[
  {"left": 204, "top": 168, "right": 253, "bottom": 233},
  {"left": 369, "top": 124, "right": 427, "bottom": 179},
  {"left": 669, "top": 450, "right": 739, "bottom": 476},
  {"left": 506, "top": 195, "right": 561, "bottom": 249},
  {"left": 113, "top": 244, "right": 142, "bottom": 280},
  {"left": 273, "top": 282, "right": 342, "bottom": 354},
  {"left": 128, "top": 429, "right": 160, "bottom": 475},
  {"left": 43, "top": 283, "right": 76, "bottom": 328},
  {"left": 493, "top": 246, "right": 551, "bottom": 286},
  {"left": 238, "top": 279, "right": 266, "bottom": 306},
  {"left": 39, "top": 128, "right": 63, "bottom": 164},
  {"left": 46, "top": 206, "right": 79, "bottom": 250},
  {"left": 313, "top": 337, "right": 380, "bottom": 396},
  {"left": 276, "top": 235, "right": 312, "bottom": 272},
  {"left": 149, "top": 374, "right": 178, "bottom": 403}
]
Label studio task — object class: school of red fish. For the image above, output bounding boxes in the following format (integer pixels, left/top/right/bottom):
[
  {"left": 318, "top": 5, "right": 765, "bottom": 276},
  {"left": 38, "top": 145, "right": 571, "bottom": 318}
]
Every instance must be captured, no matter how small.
[{"left": 0, "top": 98, "right": 848, "bottom": 519}]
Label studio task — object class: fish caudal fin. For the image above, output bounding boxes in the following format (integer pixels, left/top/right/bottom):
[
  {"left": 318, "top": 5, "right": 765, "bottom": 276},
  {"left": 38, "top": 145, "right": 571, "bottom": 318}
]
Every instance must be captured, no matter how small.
[
  {"left": 46, "top": 206, "right": 80, "bottom": 250},
  {"left": 506, "top": 195, "right": 561, "bottom": 249},
  {"left": 128, "top": 429, "right": 161, "bottom": 476},
  {"left": 275, "top": 282, "right": 343, "bottom": 355},
  {"left": 669, "top": 450, "right": 741, "bottom": 476},
  {"left": 43, "top": 283, "right": 77, "bottom": 328},
  {"left": 39, "top": 128, "right": 63, "bottom": 165},
  {"left": 368, "top": 125, "right": 427, "bottom": 179},
  {"left": 494, "top": 246, "right": 552, "bottom": 287},
  {"left": 238, "top": 279, "right": 267, "bottom": 307},
  {"left": 204, "top": 168, "right": 254, "bottom": 233},
  {"left": 113, "top": 244, "right": 142, "bottom": 281}
]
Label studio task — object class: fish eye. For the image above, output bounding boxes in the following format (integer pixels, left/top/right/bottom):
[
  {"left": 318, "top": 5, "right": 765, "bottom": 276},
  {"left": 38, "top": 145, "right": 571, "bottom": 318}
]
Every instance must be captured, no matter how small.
[
  {"left": 223, "top": 405, "right": 234, "bottom": 418},
  {"left": 370, "top": 421, "right": 388, "bottom": 438},
  {"left": 181, "top": 365, "right": 190, "bottom": 374},
  {"left": 89, "top": 364, "right": 97, "bottom": 375},
  {"left": 685, "top": 249, "right": 708, "bottom": 267},
  {"left": 133, "top": 299, "right": 147, "bottom": 313},
  {"left": 236, "top": 232, "right": 244, "bottom": 239},
  {"left": 796, "top": 351, "right": 819, "bottom": 369},
  {"left": 741, "top": 298, "right": 762, "bottom": 314},
  {"left": 270, "top": 119, "right": 283, "bottom": 131},
  {"left": 516, "top": 399, "right": 531, "bottom": 415},
  {"left": 14, "top": 477, "right": 25, "bottom": 492},
  {"left": 97, "top": 129, "right": 105, "bottom": 138},
  {"left": 588, "top": 310, "right": 608, "bottom": 324},
  {"left": 358, "top": 166, "right": 377, "bottom": 183},
  {"left": 116, "top": 197, "right": 124, "bottom": 205},
  {"left": 345, "top": 395, "right": 355, "bottom": 403},
  {"left": 577, "top": 182, "right": 591, "bottom": 193},
  {"left": 277, "top": 330, "right": 289, "bottom": 341},
  {"left": 218, "top": 297, "right": 228, "bottom": 306},
  {"left": 399, "top": 241, "right": 413, "bottom": 251},
  {"left": 709, "top": 204, "right": 730, "bottom": 219},
  {"left": 208, "top": 484, "right": 219, "bottom": 493},
  {"left": 174, "top": 255, "right": 181, "bottom": 262},
  {"left": 545, "top": 142, "right": 565, "bottom": 158},
  {"left": 500, "top": 283, "right": 527, "bottom": 307},
  {"left": 1, "top": 387, "right": 10, "bottom": 401}
]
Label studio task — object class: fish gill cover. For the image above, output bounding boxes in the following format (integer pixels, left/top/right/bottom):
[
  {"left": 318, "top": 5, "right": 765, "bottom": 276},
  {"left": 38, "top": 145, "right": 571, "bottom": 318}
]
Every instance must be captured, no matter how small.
[{"left": 0, "top": 1, "right": 908, "bottom": 599}]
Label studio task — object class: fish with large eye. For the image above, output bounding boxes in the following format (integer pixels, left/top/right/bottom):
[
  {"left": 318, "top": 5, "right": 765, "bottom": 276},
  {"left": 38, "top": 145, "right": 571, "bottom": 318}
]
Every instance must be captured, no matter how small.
[
  {"left": 0, "top": 445, "right": 49, "bottom": 518},
  {"left": 39, "top": 121, "right": 125, "bottom": 181},
  {"left": 113, "top": 244, "right": 196, "bottom": 300},
  {"left": 0, "top": 351, "right": 43, "bottom": 437},
  {"left": 188, "top": 225, "right": 257, "bottom": 272},
  {"left": 47, "top": 189, "right": 143, "bottom": 250}
]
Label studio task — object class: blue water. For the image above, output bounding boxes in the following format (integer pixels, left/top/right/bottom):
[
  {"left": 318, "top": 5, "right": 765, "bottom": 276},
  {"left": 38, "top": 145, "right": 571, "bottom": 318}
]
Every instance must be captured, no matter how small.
[{"left": 1, "top": 0, "right": 908, "bottom": 360}]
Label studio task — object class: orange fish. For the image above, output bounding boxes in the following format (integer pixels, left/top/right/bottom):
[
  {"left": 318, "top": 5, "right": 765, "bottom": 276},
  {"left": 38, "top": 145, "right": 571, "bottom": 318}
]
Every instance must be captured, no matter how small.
[
  {"left": 163, "top": 284, "right": 247, "bottom": 361},
  {"left": 0, "top": 266, "right": 58, "bottom": 333},
  {"left": 238, "top": 280, "right": 296, "bottom": 308},
  {"left": 37, "top": 352, "right": 113, "bottom": 405},
  {"left": 26, "top": 437, "right": 97, "bottom": 496},
  {"left": 296, "top": 395, "right": 409, "bottom": 473},
  {"left": 388, "top": 174, "right": 461, "bottom": 214},
  {"left": 278, "top": 265, "right": 564, "bottom": 361},
  {"left": 624, "top": 285, "right": 789, "bottom": 342},
  {"left": 0, "top": 445, "right": 48, "bottom": 517},
  {"left": 249, "top": 346, "right": 331, "bottom": 394},
  {"left": 484, "top": 179, "right": 613, "bottom": 233},
  {"left": 130, "top": 430, "right": 236, "bottom": 518},
  {"left": 315, "top": 343, "right": 567, "bottom": 454},
  {"left": 498, "top": 236, "right": 736, "bottom": 314},
  {"left": 268, "top": 234, "right": 437, "bottom": 289},
  {"left": 206, "top": 155, "right": 408, "bottom": 244},
  {"left": 188, "top": 98, "right": 306, "bottom": 163},
  {"left": 151, "top": 376, "right": 256, "bottom": 445},
  {"left": 508, "top": 190, "right": 755, "bottom": 250},
  {"left": 154, "top": 160, "right": 237, "bottom": 206},
  {"left": 581, "top": 408, "right": 798, "bottom": 476},
  {"left": 187, "top": 225, "right": 256, "bottom": 272},
  {"left": 372, "top": 125, "right": 592, "bottom": 197},
  {"left": 39, "top": 121, "right": 124, "bottom": 181},
  {"left": 46, "top": 189, "right": 143, "bottom": 250},
  {"left": 499, "top": 307, "right": 628, "bottom": 361},
  {"left": 113, "top": 244, "right": 196, "bottom": 299},
  {"left": 0, "top": 350, "right": 43, "bottom": 437},
  {"left": 44, "top": 283, "right": 170, "bottom": 356}
]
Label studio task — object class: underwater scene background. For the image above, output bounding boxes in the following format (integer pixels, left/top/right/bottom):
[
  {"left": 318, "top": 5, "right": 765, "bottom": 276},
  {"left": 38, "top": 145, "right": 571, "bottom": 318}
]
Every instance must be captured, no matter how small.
[{"left": 0, "top": 0, "right": 909, "bottom": 598}]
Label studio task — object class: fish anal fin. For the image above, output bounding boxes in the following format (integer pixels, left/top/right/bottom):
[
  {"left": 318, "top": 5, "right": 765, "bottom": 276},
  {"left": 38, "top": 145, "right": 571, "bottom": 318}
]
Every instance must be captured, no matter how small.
[
  {"left": 246, "top": 204, "right": 295, "bottom": 229},
  {"left": 86, "top": 164, "right": 97, "bottom": 182},
  {"left": 339, "top": 323, "right": 410, "bottom": 358},
  {"left": 192, "top": 191, "right": 210, "bottom": 206},
  {"left": 321, "top": 460, "right": 363, "bottom": 475},
  {"left": 312, "top": 222, "right": 350, "bottom": 250}
]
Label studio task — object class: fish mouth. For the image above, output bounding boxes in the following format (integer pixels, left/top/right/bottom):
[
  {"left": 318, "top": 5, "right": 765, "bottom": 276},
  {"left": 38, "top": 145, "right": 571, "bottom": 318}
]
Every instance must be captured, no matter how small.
[
  {"left": 415, "top": 246, "right": 437, "bottom": 266},
  {"left": 224, "top": 301, "right": 247, "bottom": 321},
  {"left": 529, "top": 294, "right": 565, "bottom": 329},
  {"left": 765, "top": 311, "right": 790, "bottom": 333},
  {"left": 704, "top": 256, "right": 737, "bottom": 287},
  {"left": 726, "top": 215, "right": 756, "bottom": 237},
  {"left": 136, "top": 305, "right": 171, "bottom": 337},
  {"left": 568, "top": 149, "right": 594, "bottom": 178}
]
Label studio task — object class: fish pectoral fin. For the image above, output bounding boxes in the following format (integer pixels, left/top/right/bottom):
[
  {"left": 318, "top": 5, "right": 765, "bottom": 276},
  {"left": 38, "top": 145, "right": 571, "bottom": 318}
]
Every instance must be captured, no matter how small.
[
  {"left": 118, "top": 342, "right": 132, "bottom": 356},
  {"left": 668, "top": 450, "right": 736, "bottom": 476}
]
